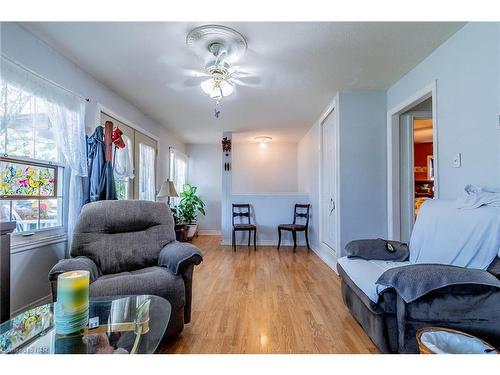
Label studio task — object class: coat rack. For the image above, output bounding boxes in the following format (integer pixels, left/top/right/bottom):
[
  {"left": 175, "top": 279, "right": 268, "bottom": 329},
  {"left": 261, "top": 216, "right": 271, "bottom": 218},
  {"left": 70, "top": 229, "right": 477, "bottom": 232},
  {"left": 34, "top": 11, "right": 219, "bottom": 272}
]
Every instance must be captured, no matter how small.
[{"left": 104, "top": 120, "right": 114, "bottom": 162}]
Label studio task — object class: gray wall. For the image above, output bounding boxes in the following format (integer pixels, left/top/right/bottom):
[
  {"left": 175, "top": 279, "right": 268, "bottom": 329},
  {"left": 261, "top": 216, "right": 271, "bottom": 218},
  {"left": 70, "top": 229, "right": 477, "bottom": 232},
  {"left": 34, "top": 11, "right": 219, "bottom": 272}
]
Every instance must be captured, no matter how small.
[
  {"left": 338, "top": 91, "right": 388, "bottom": 254},
  {"left": 387, "top": 22, "right": 500, "bottom": 198},
  {"left": 1, "top": 22, "right": 185, "bottom": 314},
  {"left": 187, "top": 144, "right": 222, "bottom": 233},
  {"left": 10, "top": 242, "right": 66, "bottom": 315}
]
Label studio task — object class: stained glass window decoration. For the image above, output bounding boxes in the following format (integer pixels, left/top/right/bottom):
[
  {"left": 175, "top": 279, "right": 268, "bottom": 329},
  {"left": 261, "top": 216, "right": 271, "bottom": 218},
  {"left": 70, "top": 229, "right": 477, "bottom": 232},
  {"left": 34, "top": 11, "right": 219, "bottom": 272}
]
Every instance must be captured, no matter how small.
[{"left": 0, "top": 159, "right": 57, "bottom": 199}]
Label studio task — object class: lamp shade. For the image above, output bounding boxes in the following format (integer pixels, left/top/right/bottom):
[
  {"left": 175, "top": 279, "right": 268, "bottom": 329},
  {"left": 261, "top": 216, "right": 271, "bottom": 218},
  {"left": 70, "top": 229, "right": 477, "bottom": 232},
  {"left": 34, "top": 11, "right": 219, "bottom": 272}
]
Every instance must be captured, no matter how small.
[{"left": 157, "top": 179, "right": 178, "bottom": 198}]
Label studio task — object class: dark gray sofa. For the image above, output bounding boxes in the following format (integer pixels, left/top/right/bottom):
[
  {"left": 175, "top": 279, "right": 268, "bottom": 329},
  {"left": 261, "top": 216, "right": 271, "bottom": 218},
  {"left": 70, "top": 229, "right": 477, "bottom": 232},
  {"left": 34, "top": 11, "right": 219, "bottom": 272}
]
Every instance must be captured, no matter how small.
[
  {"left": 49, "top": 200, "right": 203, "bottom": 339},
  {"left": 338, "top": 200, "right": 500, "bottom": 353}
]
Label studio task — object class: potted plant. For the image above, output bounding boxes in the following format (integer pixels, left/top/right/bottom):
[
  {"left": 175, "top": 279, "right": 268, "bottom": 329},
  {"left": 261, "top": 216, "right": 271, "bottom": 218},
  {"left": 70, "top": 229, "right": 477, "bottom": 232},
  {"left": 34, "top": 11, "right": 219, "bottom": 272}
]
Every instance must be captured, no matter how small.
[
  {"left": 176, "top": 184, "right": 206, "bottom": 240},
  {"left": 171, "top": 206, "right": 189, "bottom": 242}
]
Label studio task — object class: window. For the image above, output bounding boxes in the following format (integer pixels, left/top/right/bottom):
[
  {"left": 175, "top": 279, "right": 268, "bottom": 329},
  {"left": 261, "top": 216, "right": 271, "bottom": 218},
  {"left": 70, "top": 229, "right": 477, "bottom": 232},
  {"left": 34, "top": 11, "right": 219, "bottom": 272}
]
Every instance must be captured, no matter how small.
[
  {"left": 169, "top": 148, "right": 188, "bottom": 204},
  {"left": 0, "top": 79, "right": 65, "bottom": 234},
  {"left": 134, "top": 131, "right": 157, "bottom": 201}
]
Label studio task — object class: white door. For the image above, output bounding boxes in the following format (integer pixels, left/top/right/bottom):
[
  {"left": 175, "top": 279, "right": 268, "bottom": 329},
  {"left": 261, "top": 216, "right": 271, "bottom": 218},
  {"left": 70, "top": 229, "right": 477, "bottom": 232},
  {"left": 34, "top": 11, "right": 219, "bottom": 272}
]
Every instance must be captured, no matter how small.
[{"left": 321, "top": 110, "right": 337, "bottom": 253}]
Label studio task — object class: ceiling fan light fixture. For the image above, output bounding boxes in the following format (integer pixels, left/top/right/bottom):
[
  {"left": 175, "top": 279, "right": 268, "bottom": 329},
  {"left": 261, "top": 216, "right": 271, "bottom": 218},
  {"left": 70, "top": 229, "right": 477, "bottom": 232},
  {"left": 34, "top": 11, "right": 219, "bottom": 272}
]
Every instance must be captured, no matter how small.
[{"left": 200, "top": 77, "right": 234, "bottom": 99}]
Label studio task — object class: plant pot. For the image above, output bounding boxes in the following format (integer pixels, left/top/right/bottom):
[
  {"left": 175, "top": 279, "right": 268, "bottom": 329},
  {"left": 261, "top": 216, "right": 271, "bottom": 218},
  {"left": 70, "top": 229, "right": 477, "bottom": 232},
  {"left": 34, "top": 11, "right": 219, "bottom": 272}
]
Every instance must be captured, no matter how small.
[
  {"left": 186, "top": 224, "right": 198, "bottom": 241},
  {"left": 175, "top": 225, "right": 189, "bottom": 242}
]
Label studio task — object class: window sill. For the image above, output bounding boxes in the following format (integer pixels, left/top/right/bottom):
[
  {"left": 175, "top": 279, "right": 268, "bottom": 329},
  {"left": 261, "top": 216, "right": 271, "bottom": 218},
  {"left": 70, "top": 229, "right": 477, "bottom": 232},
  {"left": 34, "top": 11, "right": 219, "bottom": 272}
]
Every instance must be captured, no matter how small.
[{"left": 10, "top": 229, "right": 67, "bottom": 254}]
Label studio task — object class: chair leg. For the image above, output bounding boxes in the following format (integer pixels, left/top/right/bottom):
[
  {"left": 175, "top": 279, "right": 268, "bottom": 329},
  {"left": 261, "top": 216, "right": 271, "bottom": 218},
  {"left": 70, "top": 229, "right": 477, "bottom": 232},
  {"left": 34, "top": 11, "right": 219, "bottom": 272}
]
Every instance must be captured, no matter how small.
[
  {"left": 277, "top": 228, "right": 281, "bottom": 250},
  {"left": 253, "top": 229, "right": 257, "bottom": 251},
  {"left": 292, "top": 231, "right": 297, "bottom": 253},
  {"left": 232, "top": 229, "right": 236, "bottom": 252},
  {"left": 247, "top": 230, "right": 251, "bottom": 247},
  {"left": 305, "top": 229, "right": 310, "bottom": 251}
]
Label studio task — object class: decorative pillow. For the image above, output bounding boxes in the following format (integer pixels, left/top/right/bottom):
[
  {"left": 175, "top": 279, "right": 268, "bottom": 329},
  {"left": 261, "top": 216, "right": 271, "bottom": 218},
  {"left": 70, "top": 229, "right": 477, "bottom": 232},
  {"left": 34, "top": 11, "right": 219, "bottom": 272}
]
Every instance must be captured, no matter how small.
[{"left": 345, "top": 238, "right": 409, "bottom": 261}]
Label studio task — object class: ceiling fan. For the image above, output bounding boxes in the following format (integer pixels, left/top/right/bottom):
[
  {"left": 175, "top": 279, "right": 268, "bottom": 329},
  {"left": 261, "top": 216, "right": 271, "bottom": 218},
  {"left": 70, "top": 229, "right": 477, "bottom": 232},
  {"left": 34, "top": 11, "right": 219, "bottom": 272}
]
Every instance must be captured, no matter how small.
[{"left": 184, "top": 25, "right": 260, "bottom": 118}]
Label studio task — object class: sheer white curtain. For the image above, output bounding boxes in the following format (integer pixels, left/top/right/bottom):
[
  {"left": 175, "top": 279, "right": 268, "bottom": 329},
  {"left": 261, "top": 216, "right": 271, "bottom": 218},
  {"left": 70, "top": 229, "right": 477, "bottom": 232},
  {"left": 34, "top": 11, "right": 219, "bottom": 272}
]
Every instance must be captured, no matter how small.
[
  {"left": 139, "top": 143, "right": 156, "bottom": 201},
  {"left": 1, "top": 57, "right": 87, "bottom": 241},
  {"left": 169, "top": 148, "right": 188, "bottom": 204}
]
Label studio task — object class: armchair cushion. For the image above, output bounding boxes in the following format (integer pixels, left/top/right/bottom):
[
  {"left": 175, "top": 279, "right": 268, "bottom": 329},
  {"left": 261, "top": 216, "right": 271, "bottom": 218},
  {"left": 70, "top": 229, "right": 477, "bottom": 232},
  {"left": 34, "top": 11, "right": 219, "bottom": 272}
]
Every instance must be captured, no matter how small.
[
  {"left": 377, "top": 263, "right": 500, "bottom": 303},
  {"left": 71, "top": 200, "right": 176, "bottom": 274},
  {"left": 158, "top": 241, "right": 203, "bottom": 275},
  {"left": 49, "top": 256, "right": 100, "bottom": 283},
  {"left": 345, "top": 238, "right": 409, "bottom": 261},
  {"left": 89, "top": 266, "right": 186, "bottom": 310}
]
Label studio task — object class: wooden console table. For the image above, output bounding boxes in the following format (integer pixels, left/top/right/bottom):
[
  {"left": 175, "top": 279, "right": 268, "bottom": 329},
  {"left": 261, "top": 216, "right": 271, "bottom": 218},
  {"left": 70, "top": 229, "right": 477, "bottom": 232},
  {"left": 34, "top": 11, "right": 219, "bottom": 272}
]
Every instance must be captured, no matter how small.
[{"left": 0, "top": 221, "right": 16, "bottom": 323}]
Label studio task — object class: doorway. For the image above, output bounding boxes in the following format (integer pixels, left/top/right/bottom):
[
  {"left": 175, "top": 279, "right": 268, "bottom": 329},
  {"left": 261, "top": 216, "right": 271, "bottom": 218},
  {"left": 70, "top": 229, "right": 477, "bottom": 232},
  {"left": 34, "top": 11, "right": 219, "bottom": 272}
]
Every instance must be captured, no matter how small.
[
  {"left": 320, "top": 107, "right": 338, "bottom": 254},
  {"left": 387, "top": 81, "right": 438, "bottom": 241},
  {"left": 399, "top": 101, "right": 434, "bottom": 242}
]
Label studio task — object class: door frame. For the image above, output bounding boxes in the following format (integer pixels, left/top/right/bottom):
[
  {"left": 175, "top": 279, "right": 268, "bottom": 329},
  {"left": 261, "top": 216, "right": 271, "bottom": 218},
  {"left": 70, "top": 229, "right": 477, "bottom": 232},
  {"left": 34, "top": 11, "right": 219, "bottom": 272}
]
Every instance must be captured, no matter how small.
[
  {"left": 319, "top": 95, "right": 341, "bottom": 258},
  {"left": 386, "top": 81, "right": 439, "bottom": 240},
  {"left": 400, "top": 111, "right": 433, "bottom": 240}
]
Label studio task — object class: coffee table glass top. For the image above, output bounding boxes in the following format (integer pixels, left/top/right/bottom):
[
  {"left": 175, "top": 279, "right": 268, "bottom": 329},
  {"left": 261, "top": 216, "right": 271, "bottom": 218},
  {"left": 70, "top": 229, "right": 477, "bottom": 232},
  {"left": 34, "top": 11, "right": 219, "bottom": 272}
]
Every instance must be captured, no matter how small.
[{"left": 0, "top": 295, "right": 171, "bottom": 354}]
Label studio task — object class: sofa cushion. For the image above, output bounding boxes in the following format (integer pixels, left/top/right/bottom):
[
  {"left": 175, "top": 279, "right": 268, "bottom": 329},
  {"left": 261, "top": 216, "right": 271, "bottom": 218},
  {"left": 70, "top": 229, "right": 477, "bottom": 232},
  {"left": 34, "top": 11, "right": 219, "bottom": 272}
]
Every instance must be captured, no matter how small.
[
  {"left": 71, "top": 200, "right": 176, "bottom": 274},
  {"left": 337, "top": 256, "right": 410, "bottom": 303},
  {"left": 90, "top": 266, "right": 186, "bottom": 310}
]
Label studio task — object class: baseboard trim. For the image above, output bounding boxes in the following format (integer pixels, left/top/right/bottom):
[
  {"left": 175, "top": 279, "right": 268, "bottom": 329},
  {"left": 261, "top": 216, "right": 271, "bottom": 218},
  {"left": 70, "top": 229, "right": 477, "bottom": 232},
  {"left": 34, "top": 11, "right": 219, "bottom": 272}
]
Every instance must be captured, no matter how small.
[
  {"left": 11, "top": 293, "right": 52, "bottom": 317},
  {"left": 221, "top": 239, "right": 307, "bottom": 247},
  {"left": 310, "top": 243, "right": 338, "bottom": 274},
  {"left": 197, "top": 230, "right": 221, "bottom": 236}
]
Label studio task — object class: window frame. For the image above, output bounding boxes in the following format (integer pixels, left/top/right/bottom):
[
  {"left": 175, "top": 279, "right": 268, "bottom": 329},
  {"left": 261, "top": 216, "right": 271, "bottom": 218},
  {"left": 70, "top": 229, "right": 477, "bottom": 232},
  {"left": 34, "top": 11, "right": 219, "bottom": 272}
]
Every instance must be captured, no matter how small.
[{"left": 0, "top": 154, "right": 66, "bottom": 236}]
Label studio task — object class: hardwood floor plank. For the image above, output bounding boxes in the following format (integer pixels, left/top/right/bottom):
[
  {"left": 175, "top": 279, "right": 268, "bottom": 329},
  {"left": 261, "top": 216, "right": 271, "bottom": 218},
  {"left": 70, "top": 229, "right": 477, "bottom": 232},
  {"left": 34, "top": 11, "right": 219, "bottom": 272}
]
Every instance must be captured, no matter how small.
[{"left": 158, "top": 235, "right": 378, "bottom": 354}]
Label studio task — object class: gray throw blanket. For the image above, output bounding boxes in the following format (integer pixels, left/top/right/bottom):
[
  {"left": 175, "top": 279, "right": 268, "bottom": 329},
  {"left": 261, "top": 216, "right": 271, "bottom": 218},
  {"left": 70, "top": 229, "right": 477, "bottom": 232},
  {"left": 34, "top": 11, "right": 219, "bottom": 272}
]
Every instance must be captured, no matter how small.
[
  {"left": 158, "top": 241, "right": 203, "bottom": 275},
  {"left": 376, "top": 264, "right": 500, "bottom": 303}
]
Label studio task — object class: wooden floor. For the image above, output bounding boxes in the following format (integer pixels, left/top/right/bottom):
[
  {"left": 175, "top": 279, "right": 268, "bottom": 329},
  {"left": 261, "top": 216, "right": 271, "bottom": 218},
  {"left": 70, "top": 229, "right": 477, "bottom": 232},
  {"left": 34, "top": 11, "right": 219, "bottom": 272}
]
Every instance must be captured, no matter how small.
[{"left": 158, "top": 235, "right": 378, "bottom": 354}]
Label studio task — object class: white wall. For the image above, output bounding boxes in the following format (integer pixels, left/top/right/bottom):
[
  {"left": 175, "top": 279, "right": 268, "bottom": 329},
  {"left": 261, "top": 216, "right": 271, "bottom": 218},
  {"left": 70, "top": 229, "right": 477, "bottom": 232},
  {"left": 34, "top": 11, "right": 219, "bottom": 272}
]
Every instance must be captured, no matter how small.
[
  {"left": 387, "top": 22, "right": 500, "bottom": 198},
  {"left": 187, "top": 144, "right": 221, "bottom": 233},
  {"left": 298, "top": 122, "right": 321, "bottom": 251},
  {"left": 224, "top": 193, "right": 310, "bottom": 246},
  {"left": 232, "top": 142, "right": 298, "bottom": 193},
  {"left": 1, "top": 22, "right": 186, "bottom": 314}
]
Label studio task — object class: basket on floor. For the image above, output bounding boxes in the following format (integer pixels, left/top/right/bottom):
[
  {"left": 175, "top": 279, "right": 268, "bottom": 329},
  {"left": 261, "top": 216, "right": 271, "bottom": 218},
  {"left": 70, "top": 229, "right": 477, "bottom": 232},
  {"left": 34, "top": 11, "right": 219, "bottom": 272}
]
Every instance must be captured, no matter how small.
[{"left": 416, "top": 327, "right": 498, "bottom": 354}]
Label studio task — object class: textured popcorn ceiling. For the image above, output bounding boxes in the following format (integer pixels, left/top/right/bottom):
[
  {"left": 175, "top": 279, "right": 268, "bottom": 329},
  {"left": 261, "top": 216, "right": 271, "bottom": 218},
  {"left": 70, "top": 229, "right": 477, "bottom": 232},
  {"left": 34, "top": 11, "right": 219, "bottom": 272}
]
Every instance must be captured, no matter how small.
[{"left": 22, "top": 22, "right": 464, "bottom": 143}]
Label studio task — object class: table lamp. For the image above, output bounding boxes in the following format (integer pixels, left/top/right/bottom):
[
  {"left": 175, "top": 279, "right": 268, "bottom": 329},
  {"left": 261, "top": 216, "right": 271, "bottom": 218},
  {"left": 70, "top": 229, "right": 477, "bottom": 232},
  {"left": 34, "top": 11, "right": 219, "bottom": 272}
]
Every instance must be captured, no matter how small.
[{"left": 157, "top": 179, "right": 178, "bottom": 206}]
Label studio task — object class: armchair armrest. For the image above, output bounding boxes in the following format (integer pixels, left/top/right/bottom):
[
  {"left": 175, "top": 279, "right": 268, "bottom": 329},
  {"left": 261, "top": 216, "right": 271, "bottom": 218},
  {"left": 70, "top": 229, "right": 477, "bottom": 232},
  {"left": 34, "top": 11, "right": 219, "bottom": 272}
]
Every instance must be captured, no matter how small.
[
  {"left": 158, "top": 241, "right": 203, "bottom": 276},
  {"left": 48, "top": 256, "right": 100, "bottom": 301},
  {"left": 376, "top": 263, "right": 500, "bottom": 303},
  {"left": 345, "top": 238, "right": 409, "bottom": 261},
  {"left": 158, "top": 241, "right": 203, "bottom": 324}
]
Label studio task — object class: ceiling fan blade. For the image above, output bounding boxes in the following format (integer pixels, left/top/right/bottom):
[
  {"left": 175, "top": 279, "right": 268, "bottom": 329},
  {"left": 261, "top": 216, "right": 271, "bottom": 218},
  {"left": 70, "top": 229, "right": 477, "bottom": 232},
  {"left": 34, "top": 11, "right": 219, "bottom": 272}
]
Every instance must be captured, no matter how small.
[
  {"left": 230, "top": 76, "right": 262, "bottom": 87},
  {"left": 183, "top": 76, "right": 207, "bottom": 87}
]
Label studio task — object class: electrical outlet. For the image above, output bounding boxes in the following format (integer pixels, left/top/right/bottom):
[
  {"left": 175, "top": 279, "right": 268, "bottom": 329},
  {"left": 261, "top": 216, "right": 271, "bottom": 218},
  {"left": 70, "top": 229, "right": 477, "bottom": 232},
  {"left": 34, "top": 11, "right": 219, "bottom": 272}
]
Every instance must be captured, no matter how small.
[
  {"left": 453, "top": 153, "right": 462, "bottom": 168},
  {"left": 498, "top": 115, "right": 500, "bottom": 129}
]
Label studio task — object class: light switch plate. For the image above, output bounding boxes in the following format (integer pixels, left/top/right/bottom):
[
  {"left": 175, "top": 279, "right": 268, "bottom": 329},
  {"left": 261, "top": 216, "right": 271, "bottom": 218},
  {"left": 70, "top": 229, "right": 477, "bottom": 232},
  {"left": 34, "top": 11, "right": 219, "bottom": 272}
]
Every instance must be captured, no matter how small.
[{"left": 453, "top": 153, "right": 461, "bottom": 168}]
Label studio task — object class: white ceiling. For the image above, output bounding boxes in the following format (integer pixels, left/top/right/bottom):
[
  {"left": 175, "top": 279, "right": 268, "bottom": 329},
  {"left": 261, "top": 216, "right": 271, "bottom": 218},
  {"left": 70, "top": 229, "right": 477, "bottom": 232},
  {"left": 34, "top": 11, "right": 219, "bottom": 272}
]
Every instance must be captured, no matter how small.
[{"left": 21, "top": 22, "right": 464, "bottom": 144}]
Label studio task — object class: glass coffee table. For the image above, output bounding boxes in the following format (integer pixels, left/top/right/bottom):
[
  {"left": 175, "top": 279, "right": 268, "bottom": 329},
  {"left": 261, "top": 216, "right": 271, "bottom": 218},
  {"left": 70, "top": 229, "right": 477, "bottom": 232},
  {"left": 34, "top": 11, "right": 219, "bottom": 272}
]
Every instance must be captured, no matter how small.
[{"left": 0, "top": 295, "right": 171, "bottom": 354}]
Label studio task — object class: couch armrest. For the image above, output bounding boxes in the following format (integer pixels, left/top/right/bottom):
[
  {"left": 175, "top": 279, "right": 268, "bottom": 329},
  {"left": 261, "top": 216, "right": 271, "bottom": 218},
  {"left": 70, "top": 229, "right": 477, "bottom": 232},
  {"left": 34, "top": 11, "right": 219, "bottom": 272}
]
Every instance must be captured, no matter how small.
[
  {"left": 48, "top": 256, "right": 100, "bottom": 302},
  {"left": 345, "top": 238, "right": 409, "bottom": 261},
  {"left": 158, "top": 241, "right": 203, "bottom": 276},
  {"left": 377, "top": 263, "right": 500, "bottom": 303}
]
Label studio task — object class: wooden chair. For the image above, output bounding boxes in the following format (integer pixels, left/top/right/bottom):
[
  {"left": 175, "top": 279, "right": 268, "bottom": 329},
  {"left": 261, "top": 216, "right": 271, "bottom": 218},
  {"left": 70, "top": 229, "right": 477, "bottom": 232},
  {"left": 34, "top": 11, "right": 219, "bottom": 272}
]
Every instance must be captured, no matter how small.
[
  {"left": 277, "top": 204, "right": 310, "bottom": 252},
  {"left": 232, "top": 204, "right": 257, "bottom": 252}
]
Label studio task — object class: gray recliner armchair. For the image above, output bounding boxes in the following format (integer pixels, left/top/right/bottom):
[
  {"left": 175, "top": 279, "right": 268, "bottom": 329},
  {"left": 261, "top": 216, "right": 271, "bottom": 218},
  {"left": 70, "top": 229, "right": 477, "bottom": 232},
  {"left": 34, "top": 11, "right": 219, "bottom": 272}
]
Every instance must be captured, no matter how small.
[{"left": 49, "top": 200, "right": 203, "bottom": 339}]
